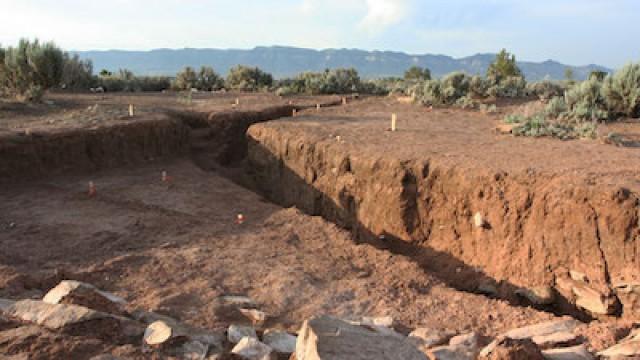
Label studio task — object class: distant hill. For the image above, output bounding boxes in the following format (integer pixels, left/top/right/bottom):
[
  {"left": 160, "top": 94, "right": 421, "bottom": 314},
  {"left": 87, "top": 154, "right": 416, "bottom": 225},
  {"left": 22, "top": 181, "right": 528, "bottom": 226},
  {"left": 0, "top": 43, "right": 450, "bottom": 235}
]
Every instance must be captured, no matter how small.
[{"left": 75, "top": 46, "right": 611, "bottom": 81}]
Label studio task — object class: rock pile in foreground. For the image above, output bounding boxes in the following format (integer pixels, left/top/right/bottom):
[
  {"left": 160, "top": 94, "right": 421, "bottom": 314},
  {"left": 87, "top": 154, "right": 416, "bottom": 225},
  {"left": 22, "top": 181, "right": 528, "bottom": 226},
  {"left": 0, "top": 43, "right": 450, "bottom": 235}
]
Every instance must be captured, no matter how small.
[{"left": 1, "top": 280, "right": 639, "bottom": 359}]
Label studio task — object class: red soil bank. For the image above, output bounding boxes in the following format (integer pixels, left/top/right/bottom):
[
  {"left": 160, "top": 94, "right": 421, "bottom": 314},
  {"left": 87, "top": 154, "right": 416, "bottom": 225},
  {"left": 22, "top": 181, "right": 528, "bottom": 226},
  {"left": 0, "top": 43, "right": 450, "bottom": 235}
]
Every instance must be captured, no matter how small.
[{"left": 247, "top": 98, "right": 640, "bottom": 320}]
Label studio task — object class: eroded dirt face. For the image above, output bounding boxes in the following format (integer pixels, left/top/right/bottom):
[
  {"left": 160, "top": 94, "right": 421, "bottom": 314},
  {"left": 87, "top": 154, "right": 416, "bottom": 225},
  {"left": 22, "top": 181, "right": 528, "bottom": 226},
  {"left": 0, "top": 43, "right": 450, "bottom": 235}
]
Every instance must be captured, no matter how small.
[
  {"left": 247, "top": 97, "right": 640, "bottom": 319},
  {"left": 1, "top": 160, "right": 565, "bottom": 358}
]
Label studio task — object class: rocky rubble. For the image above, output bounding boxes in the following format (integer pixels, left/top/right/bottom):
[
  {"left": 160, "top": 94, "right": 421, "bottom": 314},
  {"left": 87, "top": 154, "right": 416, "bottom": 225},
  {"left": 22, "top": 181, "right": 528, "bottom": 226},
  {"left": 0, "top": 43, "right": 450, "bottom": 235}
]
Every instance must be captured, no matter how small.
[{"left": 2, "top": 280, "right": 640, "bottom": 359}]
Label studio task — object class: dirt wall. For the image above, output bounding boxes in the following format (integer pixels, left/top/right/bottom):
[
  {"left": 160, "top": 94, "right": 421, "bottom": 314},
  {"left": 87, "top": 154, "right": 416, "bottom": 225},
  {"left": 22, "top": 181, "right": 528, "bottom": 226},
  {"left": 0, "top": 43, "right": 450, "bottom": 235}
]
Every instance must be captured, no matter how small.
[
  {"left": 247, "top": 125, "right": 640, "bottom": 319},
  {"left": 0, "top": 115, "right": 190, "bottom": 181}
]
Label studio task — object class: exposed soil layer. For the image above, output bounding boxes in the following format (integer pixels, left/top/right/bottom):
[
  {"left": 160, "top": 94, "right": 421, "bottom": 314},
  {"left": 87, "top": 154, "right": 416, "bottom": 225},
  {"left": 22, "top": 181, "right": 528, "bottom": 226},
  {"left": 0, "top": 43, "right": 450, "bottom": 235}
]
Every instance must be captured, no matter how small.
[
  {"left": 1, "top": 160, "right": 568, "bottom": 359},
  {"left": 0, "top": 93, "right": 343, "bottom": 181},
  {"left": 246, "top": 97, "right": 640, "bottom": 319}
]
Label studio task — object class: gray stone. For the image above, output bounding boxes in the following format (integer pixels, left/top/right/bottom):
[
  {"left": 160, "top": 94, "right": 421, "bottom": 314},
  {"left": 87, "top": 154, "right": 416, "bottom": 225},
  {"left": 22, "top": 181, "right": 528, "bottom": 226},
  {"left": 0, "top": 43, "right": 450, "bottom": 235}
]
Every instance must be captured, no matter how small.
[
  {"left": 296, "top": 315, "right": 427, "bottom": 360},
  {"left": 408, "top": 328, "right": 455, "bottom": 349},
  {"left": 502, "top": 320, "right": 579, "bottom": 340},
  {"left": 231, "top": 337, "right": 274, "bottom": 360},
  {"left": 177, "top": 340, "right": 209, "bottom": 360},
  {"left": 531, "top": 332, "right": 580, "bottom": 349},
  {"left": 542, "top": 345, "right": 594, "bottom": 360},
  {"left": 228, "top": 324, "right": 258, "bottom": 344},
  {"left": 43, "top": 280, "right": 126, "bottom": 315},
  {"left": 598, "top": 340, "right": 640, "bottom": 358},
  {"left": 262, "top": 329, "right": 296, "bottom": 354},
  {"left": 428, "top": 345, "right": 473, "bottom": 360},
  {"left": 0, "top": 298, "right": 16, "bottom": 313}
]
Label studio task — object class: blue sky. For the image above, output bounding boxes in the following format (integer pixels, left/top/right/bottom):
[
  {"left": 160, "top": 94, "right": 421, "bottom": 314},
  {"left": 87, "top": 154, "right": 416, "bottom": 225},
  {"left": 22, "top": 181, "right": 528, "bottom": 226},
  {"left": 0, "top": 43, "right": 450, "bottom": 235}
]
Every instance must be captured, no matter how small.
[{"left": 0, "top": 0, "right": 638, "bottom": 68}]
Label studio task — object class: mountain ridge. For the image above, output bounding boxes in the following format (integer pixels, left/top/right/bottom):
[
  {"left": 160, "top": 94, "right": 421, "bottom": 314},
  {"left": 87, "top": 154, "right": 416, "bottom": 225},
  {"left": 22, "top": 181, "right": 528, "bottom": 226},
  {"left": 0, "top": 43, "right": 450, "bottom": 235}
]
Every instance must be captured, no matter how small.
[{"left": 75, "top": 46, "right": 611, "bottom": 81}]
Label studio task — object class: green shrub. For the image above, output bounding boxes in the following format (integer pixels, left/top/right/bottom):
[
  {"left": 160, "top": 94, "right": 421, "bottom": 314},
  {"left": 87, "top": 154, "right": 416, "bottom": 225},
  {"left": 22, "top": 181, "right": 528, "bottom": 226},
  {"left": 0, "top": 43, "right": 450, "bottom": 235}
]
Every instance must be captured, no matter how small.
[
  {"left": 544, "top": 96, "right": 568, "bottom": 118},
  {"left": 527, "top": 80, "right": 565, "bottom": 101},
  {"left": 96, "top": 69, "right": 170, "bottom": 92},
  {"left": 173, "top": 66, "right": 223, "bottom": 91},
  {"left": 469, "top": 75, "right": 488, "bottom": 98},
  {"left": 602, "top": 63, "right": 640, "bottom": 118},
  {"left": 404, "top": 66, "right": 431, "bottom": 81},
  {"left": 226, "top": 65, "right": 273, "bottom": 91},
  {"left": 488, "top": 76, "right": 526, "bottom": 98},
  {"left": 589, "top": 70, "right": 608, "bottom": 82},
  {"left": 565, "top": 78, "right": 609, "bottom": 120},
  {"left": 441, "top": 72, "right": 471, "bottom": 103},
  {"left": 61, "top": 54, "right": 94, "bottom": 90},
  {"left": 0, "top": 39, "right": 65, "bottom": 101}
]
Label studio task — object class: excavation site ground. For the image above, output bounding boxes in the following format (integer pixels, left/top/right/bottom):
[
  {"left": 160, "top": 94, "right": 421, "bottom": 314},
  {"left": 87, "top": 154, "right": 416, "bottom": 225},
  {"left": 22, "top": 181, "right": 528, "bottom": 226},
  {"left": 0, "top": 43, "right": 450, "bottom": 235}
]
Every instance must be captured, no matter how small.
[{"left": 1, "top": 92, "right": 639, "bottom": 359}]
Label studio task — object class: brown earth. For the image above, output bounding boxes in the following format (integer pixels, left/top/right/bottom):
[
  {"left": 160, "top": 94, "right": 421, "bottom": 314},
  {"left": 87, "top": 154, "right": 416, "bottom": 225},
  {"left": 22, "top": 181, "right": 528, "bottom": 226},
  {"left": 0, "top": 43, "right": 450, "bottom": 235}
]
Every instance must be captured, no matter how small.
[
  {"left": 247, "top": 96, "right": 640, "bottom": 319},
  {"left": 0, "top": 160, "right": 568, "bottom": 359},
  {"left": 0, "top": 93, "right": 638, "bottom": 358}
]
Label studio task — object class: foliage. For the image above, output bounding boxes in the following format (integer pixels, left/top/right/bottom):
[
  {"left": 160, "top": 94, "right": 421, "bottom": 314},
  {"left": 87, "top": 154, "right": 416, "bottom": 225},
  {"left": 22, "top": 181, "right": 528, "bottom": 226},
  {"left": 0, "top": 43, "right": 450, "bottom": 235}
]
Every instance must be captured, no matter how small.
[
  {"left": 404, "top": 66, "right": 431, "bottom": 81},
  {"left": 0, "top": 39, "right": 65, "bottom": 101},
  {"left": 527, "top": 80, "right": 565, "bottom": 101},
  {"left": 488, "top": 76, "right": 527, "bottom": 98},
  {"left": 275, "top": 68, "right": 387, "bottom": 95},
  {"left": 62, "top": 53, "right": 94, "bottom": 90},
  {"left": 589, "top": 70, "right": 608, "bottom": 81},
  {"left": 97, "top": 69, "right": 170, "bottom": 92},
  {"left": 226, "top": 65, "right": 273, "bottom": 91},
  {"left": 564, "top": 78, "right": 609, "bottom": 120},
  {"left": 602, "top": 62, "right": 640, "bottom": 118},
  {"left": 487, "top": 49, "right": 522, "bottom": 83},
  {"left": 564, "top": 68, "right": 575, "bottom": 83}
]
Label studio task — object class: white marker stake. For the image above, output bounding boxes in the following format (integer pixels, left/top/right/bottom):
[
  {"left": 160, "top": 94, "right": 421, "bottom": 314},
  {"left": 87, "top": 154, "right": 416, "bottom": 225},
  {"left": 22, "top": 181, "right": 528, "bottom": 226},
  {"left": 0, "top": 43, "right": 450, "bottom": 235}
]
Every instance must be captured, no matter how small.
[
  {"left": 342, "top": 97, "right": 347, "bottom": 105},
  {"left": 235, "top": 98, "right": 240, "bottom": 106},
  {"left": 316, "top": 104, "right": 321, "bottom": 111},
  {"left": 391, "top": 113, "right": 397, "bottom": 132},
  {"left": 292, "top": 109, "right": 297, "bottom": 117},
  {"left": 129, "top": 104, "right": 135, "bottom": 117}
]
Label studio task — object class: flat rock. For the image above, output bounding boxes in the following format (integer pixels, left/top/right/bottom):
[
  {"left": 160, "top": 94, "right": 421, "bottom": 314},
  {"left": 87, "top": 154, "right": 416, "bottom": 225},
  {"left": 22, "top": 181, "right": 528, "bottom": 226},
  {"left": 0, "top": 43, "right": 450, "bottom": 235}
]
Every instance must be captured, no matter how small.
[
  {"left": 296, "top": 315, "right": 427, "bottom": 360},
  {"left": 232, "top": 336, "right": 274, "bottom": 360},
  {"left": 0, "top": 299, "right": 15, "bottom": 313},
  {"left": 176, "top": 340, "right": 209, "bottom": 360},
  {"left": 43, "top": 280, "right": 126, "bottom": 316},
  {"left": 5, "top": 299, "right": 105, "bottom": 329},
  {"left": 228, "top": 324, "right": 258, "bottom": 344},
  {"left": 428, "top": 345, "right": 474, "bottom": 360},
  {"left": 572, "top": 284, "right": 619, "bottom": 315},
  {"left": 598, "top": 340, "right": 640, "bottom": 358},
  {"left": 502, "top": 320, "right": 579, "bottom": 340},
  {"left": 361, "top": 316, "right": 394, "bottom": 328},
  {"left": 531, "top": 331, "right": 581, "bottom": 349},
  {"left": 3, "top": 299, "right": 144, "bottom": 341},
  {"left": 240, "top": 308, "right": 267, "bottom": 326},
  {"left": 408, "top": 328, "right": 455, "bottom": 349},
  {"left": 134, "top": 310, "right": 224, "bottom": 350},
  {"left": 542, "top": 345, "right": 594, "bottom": 360},
  {"left": 262, "top": 329, "right": 296, "bottom": 354}
]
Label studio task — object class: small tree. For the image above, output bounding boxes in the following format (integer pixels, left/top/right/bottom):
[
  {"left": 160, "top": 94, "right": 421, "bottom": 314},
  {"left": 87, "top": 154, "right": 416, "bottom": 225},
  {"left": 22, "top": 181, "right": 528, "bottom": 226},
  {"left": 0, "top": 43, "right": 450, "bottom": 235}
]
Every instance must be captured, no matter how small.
[
  {"left": 226, "top": 65, "right": 273, "bottom": 91},
  {"left": 564, "top": 68, "right": 575, "bottom": 85},
  {"left": 62, "top": 53, "right": 94, "bottom": 90},
  {"left": 589, "top": 70, "right": 607, "bottom": 82},
  {"left": 99, "top": 69, "right": 112, "bottom": 77},
  {"left": 196, "top": 66, "right": 224, "bottom": 91},
  {"left": 173, "top": 66, "right": 198, "bottom": 90},
  {"left": 0, "top": 39, "right": 65, "bottom": 101},
  {"left": 404, "top": 66, "right": 431, "bottom": 81},
  {"left": 487, "top": 49, "right": 523, "bottom": 84}
]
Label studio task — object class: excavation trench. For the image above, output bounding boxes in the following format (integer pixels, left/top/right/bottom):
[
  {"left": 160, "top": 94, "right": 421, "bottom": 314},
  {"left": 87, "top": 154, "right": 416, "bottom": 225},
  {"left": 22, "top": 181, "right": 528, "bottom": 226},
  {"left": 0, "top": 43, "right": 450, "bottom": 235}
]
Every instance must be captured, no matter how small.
[
  {"left": 243, "top": 121, "right": 640, "bottom": 322},
  {"left": 2, "top": 98, "right": 638, "bottom": 323}
]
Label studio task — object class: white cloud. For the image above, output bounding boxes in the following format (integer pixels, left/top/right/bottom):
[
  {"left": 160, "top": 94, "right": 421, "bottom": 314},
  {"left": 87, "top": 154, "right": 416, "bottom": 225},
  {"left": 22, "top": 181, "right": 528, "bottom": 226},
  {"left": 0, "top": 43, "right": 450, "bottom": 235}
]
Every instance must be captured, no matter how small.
[{"left": 358, "top": 0, "right": 409, "bottom": 33}]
